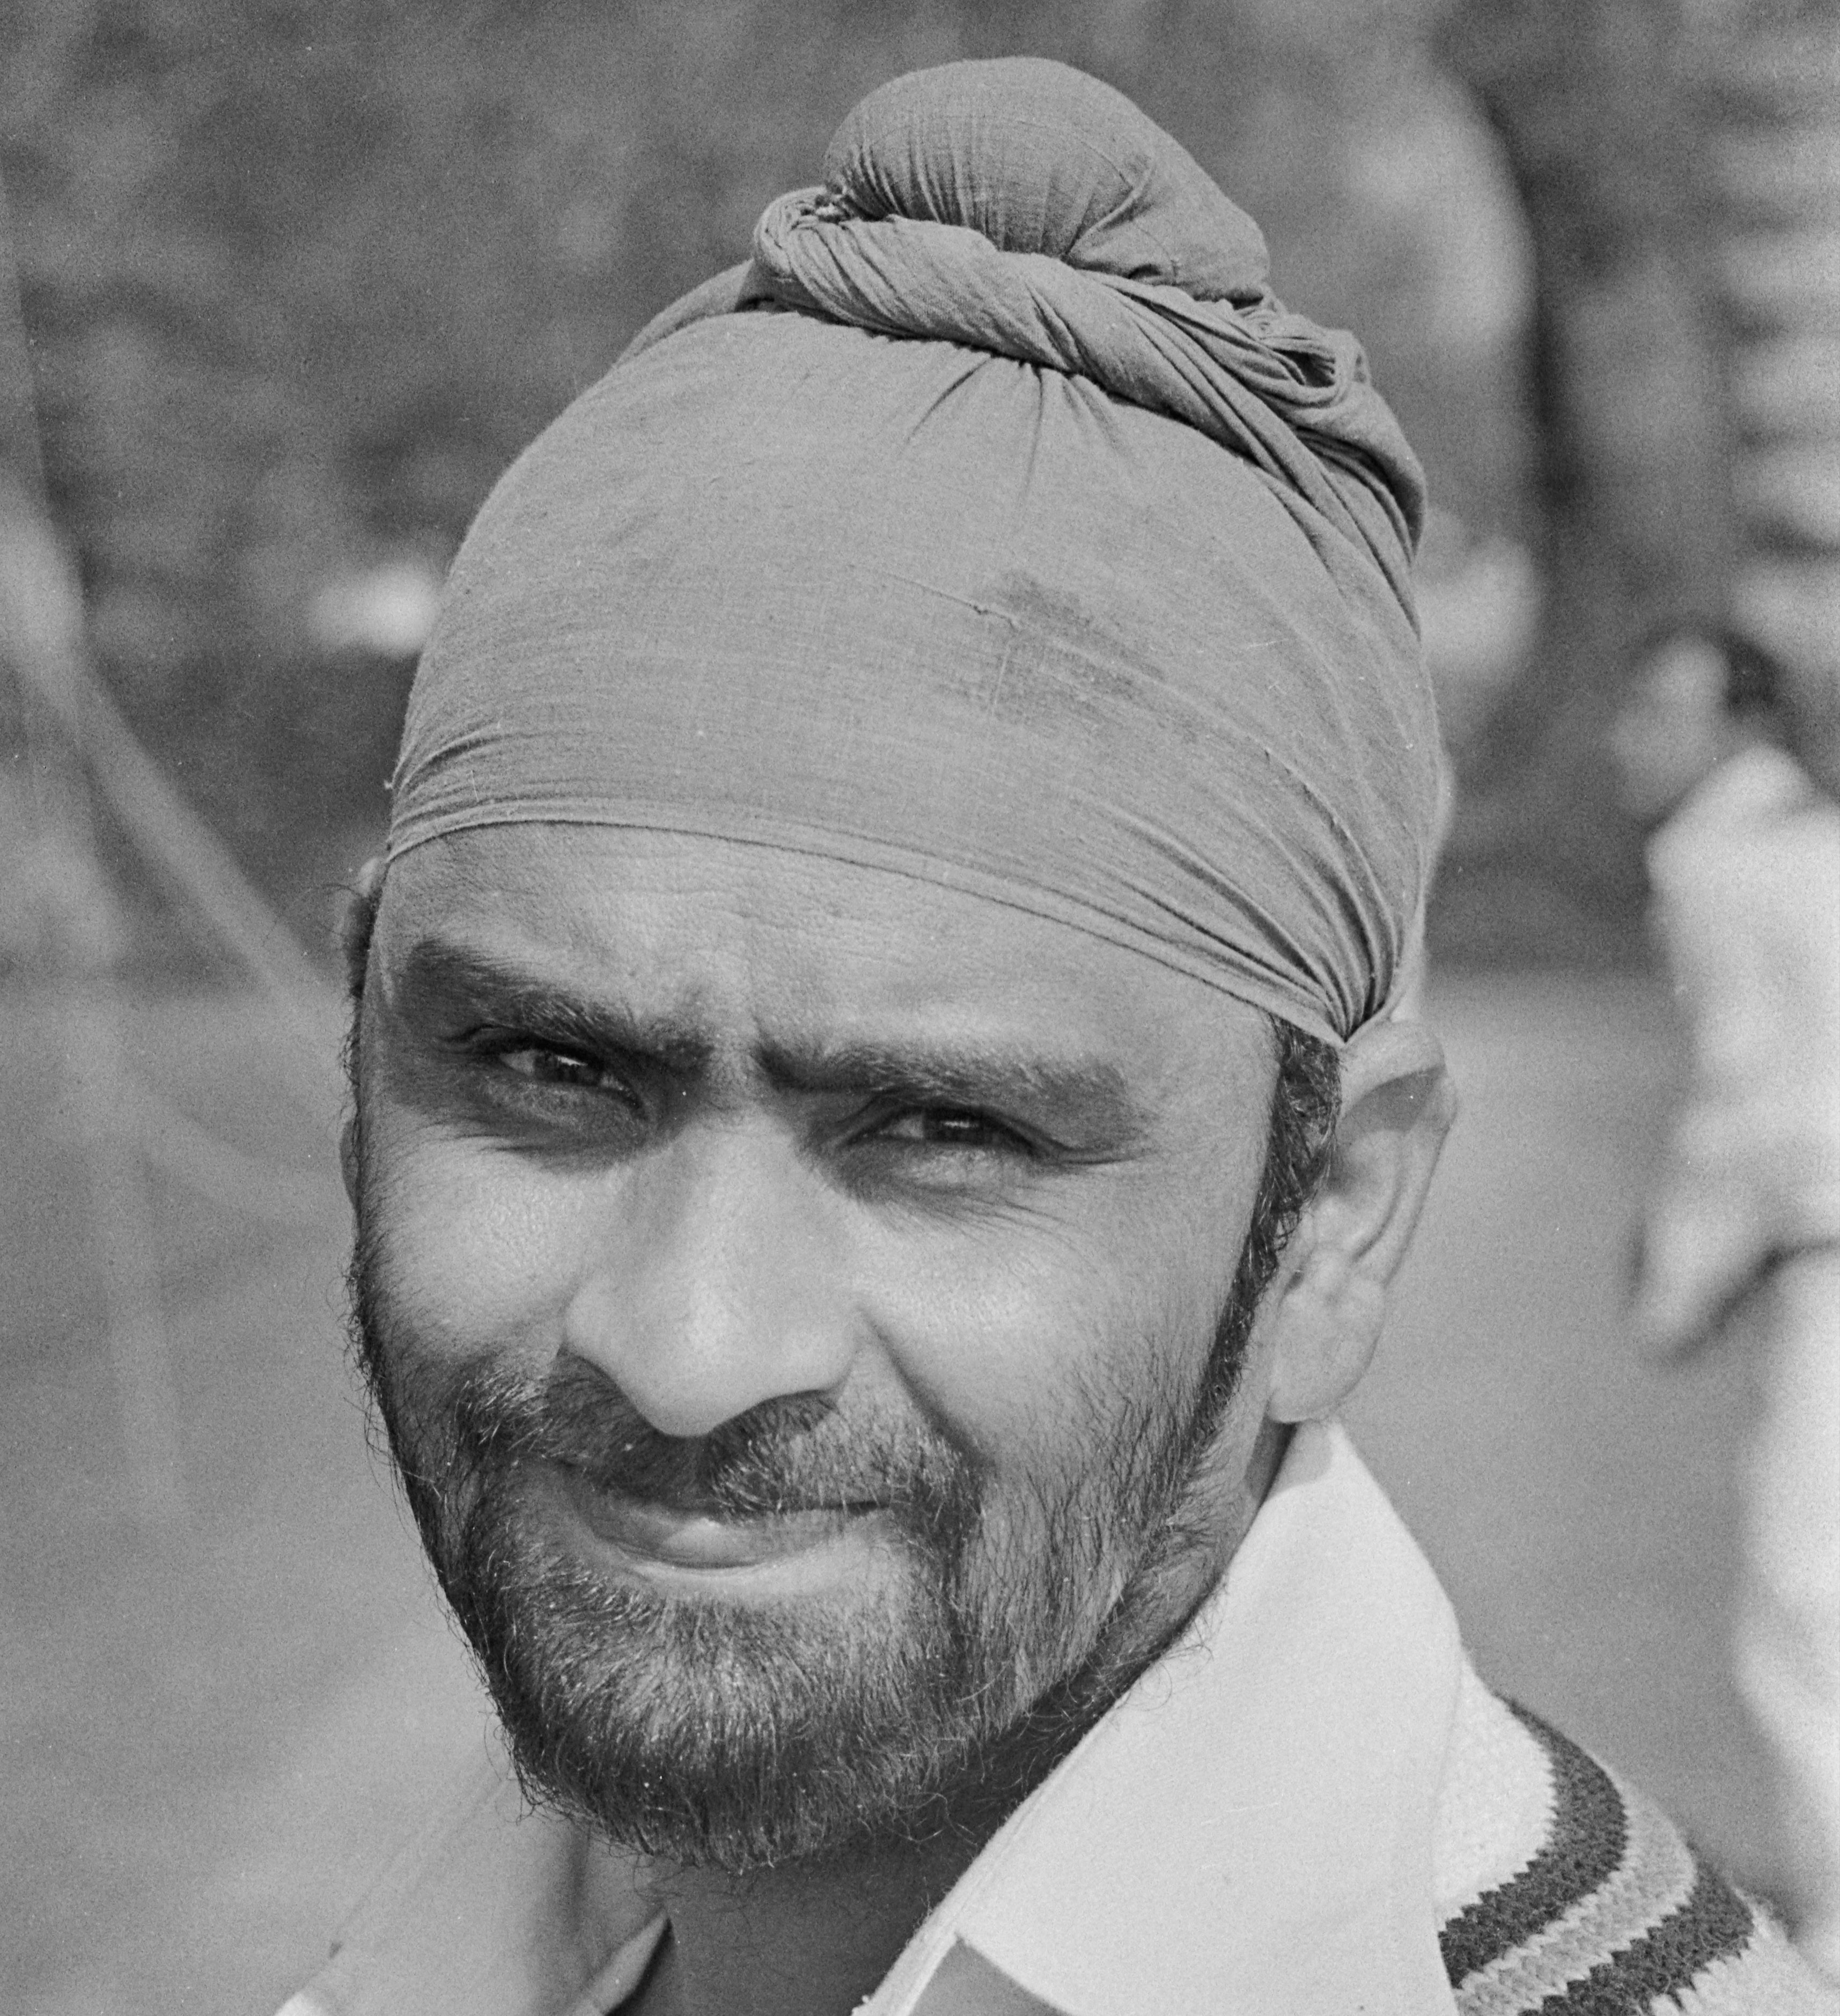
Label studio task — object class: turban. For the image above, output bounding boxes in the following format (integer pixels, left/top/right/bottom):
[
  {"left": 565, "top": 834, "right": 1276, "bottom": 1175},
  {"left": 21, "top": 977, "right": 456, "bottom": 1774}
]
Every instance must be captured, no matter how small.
[{"left": 389, "top": 57, "right": 1439, "bottom": 1043}]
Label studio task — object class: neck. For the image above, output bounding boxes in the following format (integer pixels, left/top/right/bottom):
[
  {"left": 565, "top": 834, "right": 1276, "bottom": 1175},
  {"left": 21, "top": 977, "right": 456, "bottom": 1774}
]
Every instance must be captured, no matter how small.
[
  {"left": 635, "top": 1828, "right": 989, "bottom": 2016},
  {"left": 624, "top": 1647, "right": 1160, "bottom": 2016}
]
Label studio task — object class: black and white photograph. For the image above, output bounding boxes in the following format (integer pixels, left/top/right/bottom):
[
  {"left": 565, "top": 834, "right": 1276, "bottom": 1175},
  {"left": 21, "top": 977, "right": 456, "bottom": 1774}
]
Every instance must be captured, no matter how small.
[{"left": 5, "top": 5, "right": 1839, "bottom": 2012}]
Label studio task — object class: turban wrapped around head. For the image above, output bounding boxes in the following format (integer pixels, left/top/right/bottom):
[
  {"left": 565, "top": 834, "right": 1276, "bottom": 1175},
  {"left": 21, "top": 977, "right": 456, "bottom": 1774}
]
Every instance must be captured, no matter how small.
[{"left": 389, "top": 57, "right": 1440, "bottom": 1043}]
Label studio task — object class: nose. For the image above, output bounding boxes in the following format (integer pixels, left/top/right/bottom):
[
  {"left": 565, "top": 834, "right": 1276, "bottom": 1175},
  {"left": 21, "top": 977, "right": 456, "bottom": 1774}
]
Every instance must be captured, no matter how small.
[{"left": 560, "top": 1120, "right": 859, "bottom": 1439}]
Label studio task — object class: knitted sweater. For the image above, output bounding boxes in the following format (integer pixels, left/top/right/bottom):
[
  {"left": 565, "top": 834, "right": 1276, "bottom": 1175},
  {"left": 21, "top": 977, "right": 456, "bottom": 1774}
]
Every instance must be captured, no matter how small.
[{"left": 1432, "top": 1671, "right": 1827, "bottom": 2013}]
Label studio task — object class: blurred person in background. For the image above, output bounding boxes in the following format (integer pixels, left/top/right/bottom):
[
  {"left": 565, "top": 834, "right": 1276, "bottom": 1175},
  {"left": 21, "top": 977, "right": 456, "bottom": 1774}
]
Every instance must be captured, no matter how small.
[
  {"left": 1612, "top": 622, "right": 1840, "bottom": 1979},
  {"left": 285, "top": 62, "right": 1837, "bottom": 2016}
]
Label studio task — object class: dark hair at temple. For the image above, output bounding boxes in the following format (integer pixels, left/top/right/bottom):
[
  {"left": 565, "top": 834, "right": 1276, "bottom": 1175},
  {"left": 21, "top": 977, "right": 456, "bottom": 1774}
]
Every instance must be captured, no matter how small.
[
  {"left": 1240, "top": 1018, "right": 1340, "bottom": 1308},
  {"left": 341, "top": 873, "right": 381, "bottom": 1004}
]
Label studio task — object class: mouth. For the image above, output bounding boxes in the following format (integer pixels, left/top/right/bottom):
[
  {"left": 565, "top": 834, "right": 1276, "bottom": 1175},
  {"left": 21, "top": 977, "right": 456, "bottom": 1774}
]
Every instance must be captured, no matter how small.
[{"left": 544, "top": 1462, "right": 890, "bottom": 1575}]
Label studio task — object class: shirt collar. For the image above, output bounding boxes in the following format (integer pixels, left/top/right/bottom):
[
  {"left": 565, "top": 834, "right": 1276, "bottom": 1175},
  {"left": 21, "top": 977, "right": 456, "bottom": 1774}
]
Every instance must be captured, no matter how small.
[
  {"left": 877, "top": 1419, "right": 1463, "bottom": 2016},
  {"left": 281, "top": 1422, "right": 1463, "bottom": 2016}
]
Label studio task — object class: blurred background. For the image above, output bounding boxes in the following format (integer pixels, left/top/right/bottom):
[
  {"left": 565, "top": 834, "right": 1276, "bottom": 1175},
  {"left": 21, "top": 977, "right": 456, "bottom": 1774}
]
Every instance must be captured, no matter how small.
[{"left": 4, "top": 1, "right": 1836, "bottom": 2010}]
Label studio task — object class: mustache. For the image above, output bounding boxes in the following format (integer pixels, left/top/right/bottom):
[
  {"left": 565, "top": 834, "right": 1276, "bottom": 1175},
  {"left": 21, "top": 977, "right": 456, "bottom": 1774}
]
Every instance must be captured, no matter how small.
[{"left": 436, "top": 1356, "right": 972, "bottom": 1528}]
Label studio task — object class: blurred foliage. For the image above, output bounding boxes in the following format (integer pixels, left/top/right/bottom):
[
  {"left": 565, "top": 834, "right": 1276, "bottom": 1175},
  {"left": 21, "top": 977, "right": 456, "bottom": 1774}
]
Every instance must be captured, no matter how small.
[{"left": 2, "top": 0, "right": 1536, "bottom": 944}]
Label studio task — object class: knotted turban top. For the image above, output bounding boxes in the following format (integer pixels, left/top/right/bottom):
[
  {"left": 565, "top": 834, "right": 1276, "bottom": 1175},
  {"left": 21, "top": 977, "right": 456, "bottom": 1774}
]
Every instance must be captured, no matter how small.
[{"left": 388, "top": 57, "right": 1440, "bottom": 1042}]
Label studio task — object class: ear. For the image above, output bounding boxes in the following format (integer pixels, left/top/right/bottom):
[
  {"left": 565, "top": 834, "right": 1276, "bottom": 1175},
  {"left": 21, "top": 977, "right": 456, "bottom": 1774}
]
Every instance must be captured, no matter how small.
[{"left": 1261, "top": 1017, "right": 1457, "bottom": 1423}]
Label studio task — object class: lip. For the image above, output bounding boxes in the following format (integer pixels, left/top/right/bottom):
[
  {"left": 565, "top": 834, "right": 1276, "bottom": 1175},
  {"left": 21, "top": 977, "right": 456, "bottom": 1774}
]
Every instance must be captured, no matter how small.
[{"left": 547, "top": 1463, "right": 887, "bottom": 1573}]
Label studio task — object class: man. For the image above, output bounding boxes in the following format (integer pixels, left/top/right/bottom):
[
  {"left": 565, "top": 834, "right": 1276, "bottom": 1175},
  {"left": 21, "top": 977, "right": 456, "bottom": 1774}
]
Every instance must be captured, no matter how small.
[
  {"left": 286, "top": 60, "right": 1834, "bottom": 2016},
  {"left": 1613, "top": 624, "right": 1840, "bottom": 1978}
]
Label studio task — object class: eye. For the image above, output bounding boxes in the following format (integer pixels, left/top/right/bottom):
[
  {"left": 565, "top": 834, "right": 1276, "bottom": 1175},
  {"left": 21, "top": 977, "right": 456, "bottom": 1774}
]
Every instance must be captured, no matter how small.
[
  {"left": 447, "top": 1031, "right": 653, "bottom": 1148},
  {"left": 490, "top": 1043, "right": 623, "bottom": 1094},
  {"left": 875, "top": 1107, "right": 1027, "bottom": 1153}
]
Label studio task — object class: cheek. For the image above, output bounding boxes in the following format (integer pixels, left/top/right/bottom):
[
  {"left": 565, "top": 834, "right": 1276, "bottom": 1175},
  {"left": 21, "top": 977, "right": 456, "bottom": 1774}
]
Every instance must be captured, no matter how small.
[
  {"left": 360, "top": 1122, "right": 594, "bottom": 1363},
  {"left": 849, "top": 1180, "right": 1245, "bottom": 1473}
]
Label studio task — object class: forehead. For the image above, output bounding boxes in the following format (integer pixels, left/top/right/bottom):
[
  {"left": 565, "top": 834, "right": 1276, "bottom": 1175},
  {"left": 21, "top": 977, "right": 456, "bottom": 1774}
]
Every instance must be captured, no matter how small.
[{"left": 372, "top": 825, "right": 1275, "bottom": 1097}]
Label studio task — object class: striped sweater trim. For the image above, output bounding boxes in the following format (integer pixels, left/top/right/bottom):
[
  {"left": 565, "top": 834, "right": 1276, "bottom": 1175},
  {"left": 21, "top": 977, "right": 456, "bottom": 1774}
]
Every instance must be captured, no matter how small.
[{"left": 1440, "top": 1703, "right": 1761, "bottom": 2014}]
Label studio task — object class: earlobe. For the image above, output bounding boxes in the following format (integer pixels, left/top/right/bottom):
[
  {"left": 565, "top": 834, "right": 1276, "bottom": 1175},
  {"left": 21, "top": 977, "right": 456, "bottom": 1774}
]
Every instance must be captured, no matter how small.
[
  {"left": 1261, "top": 1202, "right": 1393, "bottom": 1423},
  {"left": 1263, "top": 1019, "right": 1456, "bottom": 1423}
]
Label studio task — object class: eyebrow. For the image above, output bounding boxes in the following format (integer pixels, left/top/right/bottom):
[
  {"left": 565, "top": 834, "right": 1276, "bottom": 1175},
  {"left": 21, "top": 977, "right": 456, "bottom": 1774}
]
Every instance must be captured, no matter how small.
[
  {"left": 390, "top": 935, "right": 1151, "bottom": 1143},
  {"left": 758, "top": 1037, "right": 1150, "bottom": 1143},
  {"left": 390, "top": 938, "right": 715, "bottom": 1072}
]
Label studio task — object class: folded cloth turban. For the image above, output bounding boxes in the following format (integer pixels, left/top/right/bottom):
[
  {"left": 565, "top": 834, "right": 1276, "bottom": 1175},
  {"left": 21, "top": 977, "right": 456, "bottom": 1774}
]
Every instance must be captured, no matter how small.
[{"left": 388, "top": 57, "right": 1439, "bottom": 1043}]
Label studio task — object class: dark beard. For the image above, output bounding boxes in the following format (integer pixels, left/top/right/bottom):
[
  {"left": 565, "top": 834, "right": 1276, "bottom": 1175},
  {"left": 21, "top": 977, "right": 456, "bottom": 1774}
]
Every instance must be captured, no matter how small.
[{"left": 351, "top": 1226, "right": 1254, "bottom": 1874}]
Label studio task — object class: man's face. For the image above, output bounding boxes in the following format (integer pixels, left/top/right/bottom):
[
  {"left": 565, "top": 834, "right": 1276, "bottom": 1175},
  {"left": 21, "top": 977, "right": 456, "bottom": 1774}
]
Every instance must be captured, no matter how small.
[{"left": 350, "top": 826, "right": 1286, "bottom": 1870}]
